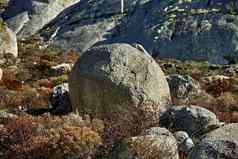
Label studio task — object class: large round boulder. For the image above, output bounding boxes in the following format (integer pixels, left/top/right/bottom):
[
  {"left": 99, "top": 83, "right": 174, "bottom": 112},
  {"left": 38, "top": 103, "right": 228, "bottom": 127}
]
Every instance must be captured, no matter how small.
[
  {"left": 69, "top": 43, "right": 171, "bottom": 119},
  {"left": 160, "top": 105, "right": 220, "bottom": 137},
  {"left": 188, "top": 123, "right": 238, "bottom": 159}
]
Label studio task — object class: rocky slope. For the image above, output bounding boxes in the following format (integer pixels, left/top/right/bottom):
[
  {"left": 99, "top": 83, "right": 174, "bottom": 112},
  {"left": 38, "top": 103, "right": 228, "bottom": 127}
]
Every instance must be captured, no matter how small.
[
  {"left": 1, "top": 0, "right": 238, "bottom": 159},
  {"left": 2, "top": 0, "right": 238, "bottom": 63}
]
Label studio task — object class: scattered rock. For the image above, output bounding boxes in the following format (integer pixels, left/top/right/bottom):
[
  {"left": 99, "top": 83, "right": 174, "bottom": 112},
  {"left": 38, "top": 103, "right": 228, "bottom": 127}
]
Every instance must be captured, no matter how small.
[
  {"left": 173, "top": 131, "right": 194, "bottom": 155},
  {"left": 111, "top": 127, "right": 179, "bottom": 159},
  {"left": 160, "top": 105, "right": 220, "bottom": 137},
  {"left": 166, "top": 74, "right": 201, "bottom": 104},
  {"left": 49, "top": 83, "right": 72, "bottom": 115},
  {"left": 69, "top": 43, "right": 171, "bottom": 118},
  {"left": 188, "top": 123, "right": 238, "bottom": 159},
  {"left": 0, "top": 19, "right": 18, "bottom": 60},
  {"left": 49, "top": 63, "right": 72, "bottom": 76}
]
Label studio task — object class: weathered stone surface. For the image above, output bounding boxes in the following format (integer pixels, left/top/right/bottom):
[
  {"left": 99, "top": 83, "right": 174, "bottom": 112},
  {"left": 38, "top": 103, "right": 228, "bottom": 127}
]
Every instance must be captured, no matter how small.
[
  {"left": 40, "top": 0, "right": 145, "bottom": 53},
  {"left": 160, "top": 105, "right": 220, "bottom": 137},
  {"left": 111, "top": 127, "right": 179, "bottom": 159},
  {"left": 173, "top": 131, "right": 194, "bottom": 155},
  {"left": 2, "top": 0, "right": 238, "bottom": 64},
  {"left": 166, "top": 74, "right": 201, "bottom": 104},
  {"left": 69, "top": 43, "right": 171, "bottom": 116},
  {"left": 2, "top": 0, "right": 81, "bottom": 38},
  {"left": 5, "top": 11, "right": 29, "bottom": 34},
  {"left": 188, "top": 123, "right": 238, "bottom": 159},
  {"left": 126, "top": 0, "right": 238, "bottom": 64},
  {"left": 0, "top": 20, "right": 18, "bottom": 59}
]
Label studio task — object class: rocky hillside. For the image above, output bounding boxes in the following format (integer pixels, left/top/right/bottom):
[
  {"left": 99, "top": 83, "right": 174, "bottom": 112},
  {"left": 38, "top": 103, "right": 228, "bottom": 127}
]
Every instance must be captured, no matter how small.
[
  {"left": 0, "top": 0, "right": 238, "bottom": 159},
  {"left": 2, "top": 0, "right": 238, "bottom": 64}
]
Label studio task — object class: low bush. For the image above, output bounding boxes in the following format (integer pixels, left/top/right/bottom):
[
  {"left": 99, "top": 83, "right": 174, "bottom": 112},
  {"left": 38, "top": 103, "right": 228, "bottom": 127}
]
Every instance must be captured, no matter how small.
[{"left": 0, "top": 113, "right": 103, "bottom": 159}]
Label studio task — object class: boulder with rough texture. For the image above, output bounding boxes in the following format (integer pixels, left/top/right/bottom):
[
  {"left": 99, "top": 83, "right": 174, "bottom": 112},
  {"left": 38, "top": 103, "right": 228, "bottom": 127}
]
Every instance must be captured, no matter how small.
[
  {"left": 0, "top": 20, "right": 18, "bottom": 59},
  {"left": 2, "top": 0, "right": 81, "bottom": 38},
  {"left": 166, "top": 74, "right": 201, "bottom": 104},
  {"left": 173, "top": 131, "right": 194, "bottom": 155},
  {"left": 188, "top": 123, "right": 238, "bottom": 159},
  {"left": 111, "top": 127, "right": 179, "bottom": 159},
  {"left": 69, "top": 43, "right": 171, "bottom": 117},
  {"left": 160, "top": 105, "right": 220, "bottom": 137}
]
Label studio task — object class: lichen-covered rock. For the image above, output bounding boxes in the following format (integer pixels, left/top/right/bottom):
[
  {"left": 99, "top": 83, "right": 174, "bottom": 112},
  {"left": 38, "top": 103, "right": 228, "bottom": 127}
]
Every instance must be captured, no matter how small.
[
  {"left": 160, "top": 105, "right": 220, "bottom": 137},
  {"left": 127, "top": 0, "right": 238, "bottom": 64},
  {"left": 111, "top": 127, "right": 179, "bottom": 159},
  {"left": 166, "top": 74, "right": 201, "bottom": 104},
  {"left": 188, "top": 123, "right": 238, "bottom": 159},
  {"left": 0, "top": 20, "right": 18, "bottom": 59},
  {"left": 2, "top": 0, "right": 81, "bottom": 38},
  {"left": 69, "top": 43, "right": 171, "bottom": 117}
]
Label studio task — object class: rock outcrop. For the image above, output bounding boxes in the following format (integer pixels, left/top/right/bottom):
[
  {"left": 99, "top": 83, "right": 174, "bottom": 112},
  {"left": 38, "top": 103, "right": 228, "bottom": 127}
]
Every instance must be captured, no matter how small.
[
  {"left": 188, "top": 123, "right": 238, "bottom": 159},
  {"left": 126, "top": 0, "right": 238, "bottom": 64},
  {"left": 41, "top": 0, "right": 142, "bottom": 53},
  {"left": 69, "top": 43, "right": 171, "bottom": 117},
  {"left": 2, "top": 0, "right": 238, "bottom": 64},
  {"left": 0, "top": 19, "right": 18, "bottom": 63},
  {"left": 2, "top": 0, "right": 81, "bottom": 38}
]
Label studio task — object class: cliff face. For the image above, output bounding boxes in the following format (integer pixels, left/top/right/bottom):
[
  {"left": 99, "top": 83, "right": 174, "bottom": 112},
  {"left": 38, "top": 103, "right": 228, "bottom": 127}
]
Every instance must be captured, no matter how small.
[{"left": 2, "top": 0, "right": 238, "bottom": 64}]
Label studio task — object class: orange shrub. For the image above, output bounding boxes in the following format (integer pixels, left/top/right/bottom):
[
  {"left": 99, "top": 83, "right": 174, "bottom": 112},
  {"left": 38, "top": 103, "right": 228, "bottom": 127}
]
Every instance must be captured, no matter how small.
[{"left": 0, "top": 114, "right": 103, "bottom": 159}]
